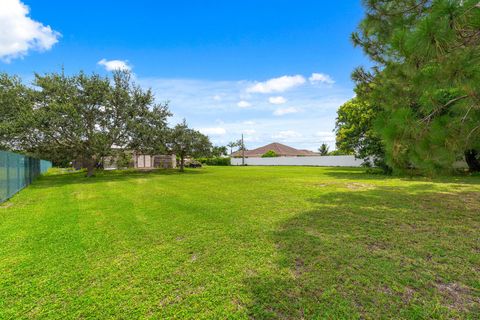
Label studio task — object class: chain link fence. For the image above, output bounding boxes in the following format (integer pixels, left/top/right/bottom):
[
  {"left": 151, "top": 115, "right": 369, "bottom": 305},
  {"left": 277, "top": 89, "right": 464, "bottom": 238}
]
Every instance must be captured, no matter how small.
[{"left": 0, "top": 151, "right": 52, "bottom": 203}]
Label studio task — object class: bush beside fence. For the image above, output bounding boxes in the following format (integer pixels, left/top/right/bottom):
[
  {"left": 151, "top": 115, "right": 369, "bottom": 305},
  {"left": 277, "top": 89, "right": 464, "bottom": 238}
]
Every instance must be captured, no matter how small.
[
  {"left": 197, "top": 157, "right": 231, "bottom": 166},
  {"left": 0, "top": 151, "right": 52, "bottom": 203}
]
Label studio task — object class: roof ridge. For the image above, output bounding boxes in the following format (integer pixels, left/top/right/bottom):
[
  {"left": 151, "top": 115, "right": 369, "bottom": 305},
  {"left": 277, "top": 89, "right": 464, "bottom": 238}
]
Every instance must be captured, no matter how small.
[{"left": 231, "top": 142, "right": 318, "bottom": 157}]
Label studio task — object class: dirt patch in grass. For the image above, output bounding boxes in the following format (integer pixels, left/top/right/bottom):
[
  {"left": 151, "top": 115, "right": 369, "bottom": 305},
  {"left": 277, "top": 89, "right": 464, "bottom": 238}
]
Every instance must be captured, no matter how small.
[
  {"left": 366, "top": 240, "right": 390, "bottom": 252},
  {"left": 402, "top": 287, "right": 416, "bottom": 303},
  {"left": 434, "top": 282, "right": 480, "bottom": 312},
  {"left": 314, "top": 183, "right": 330, "bottom": 187},
  {"left": 0, "top": 202, "right": 13, "bottom": 209},
  {"left": 190, "top": 253, "right": 198, "bottom": 262},
  {"left": 418, "top": 192, "right": 480, "bottom": 211},
  {"left": 294, "top": 257, "right": 305, "bottom": 278},
  {"left": 312, "top": 182, "right": 376, "bottom": 191},
  {"left": 345, "top": 182, "right": 376, "bottom": 190}
]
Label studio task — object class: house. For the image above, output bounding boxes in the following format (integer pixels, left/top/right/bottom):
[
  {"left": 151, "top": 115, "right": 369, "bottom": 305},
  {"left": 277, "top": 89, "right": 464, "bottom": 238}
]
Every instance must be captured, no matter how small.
[{"left": 231, "top": 142, "right": 318, "bottom": 158}]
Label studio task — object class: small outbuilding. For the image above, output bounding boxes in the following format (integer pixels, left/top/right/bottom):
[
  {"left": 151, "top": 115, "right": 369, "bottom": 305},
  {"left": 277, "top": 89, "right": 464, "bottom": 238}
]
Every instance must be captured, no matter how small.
[{"left": 104, "top": 152, "right": 177, "bottom": 170}]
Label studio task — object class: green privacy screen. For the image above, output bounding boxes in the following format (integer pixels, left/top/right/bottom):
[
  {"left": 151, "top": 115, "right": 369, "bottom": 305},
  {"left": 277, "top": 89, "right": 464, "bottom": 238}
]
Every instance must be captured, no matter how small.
[{"left": 0, "top": 151, "right": 52, "bottom": 203}]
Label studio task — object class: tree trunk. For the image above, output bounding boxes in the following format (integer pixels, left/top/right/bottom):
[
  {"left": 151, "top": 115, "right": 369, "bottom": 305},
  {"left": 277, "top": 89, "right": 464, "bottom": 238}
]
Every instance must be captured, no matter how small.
[
  {"left": 464, "top": 149, "right": 480, "bottom": 172},
  {"left": 86, "top": 157, "right": 96, "bottom": 177},
  {"left": 179, "top": 155, "right": 185, "bottom": 172}
]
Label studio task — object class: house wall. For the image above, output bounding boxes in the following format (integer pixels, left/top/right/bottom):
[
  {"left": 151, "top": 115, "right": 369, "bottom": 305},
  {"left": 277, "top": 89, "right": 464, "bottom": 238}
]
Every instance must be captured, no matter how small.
[
  {"left": 135, "top": 154, "right": 176, "bottom": 169},
  {"left": 103, "top": 156, "right": 117, "bottom": 170},
  {"left": 135, "top": 154, "right": 153, "bottom": 168},
  {"left": 153, "top": 154, "right": 177, "bottom": 169},
  {"left": 105, "top": 153, "right": 176, "bottom": 170},
  {"left": 231, "top": 155, "right": 364, "bottom": 167}
]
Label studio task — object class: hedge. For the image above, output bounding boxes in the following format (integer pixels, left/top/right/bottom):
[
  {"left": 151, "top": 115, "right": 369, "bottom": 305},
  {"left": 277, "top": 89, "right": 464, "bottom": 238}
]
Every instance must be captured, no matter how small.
[{"left": 197, "top": 157, "right": 231, "bottom": 166}]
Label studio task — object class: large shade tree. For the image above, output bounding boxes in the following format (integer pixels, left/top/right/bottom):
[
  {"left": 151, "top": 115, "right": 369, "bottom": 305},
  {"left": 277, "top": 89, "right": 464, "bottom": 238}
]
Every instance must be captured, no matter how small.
[
  {"left": 30, "top": 70, "right": 170, "bottom": 176},
  {"left": 352, "top": 0, "right": 480, "bottom": 173},
  {"left": 0, "top": 74, "right": 34, "bottom": 152}
]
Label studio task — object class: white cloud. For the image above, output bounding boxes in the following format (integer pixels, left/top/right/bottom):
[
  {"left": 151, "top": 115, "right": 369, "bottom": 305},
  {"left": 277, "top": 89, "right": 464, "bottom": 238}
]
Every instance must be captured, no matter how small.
[
  {"left": 237, "top": 100, "right": 251, "bottom": 108},
  {"left": 0, "top": 0, "right": 60, "bottom": 62},
  {"left": 137, "top": 75, "right": 353, "bottom": 151},
  {"left": 268, "top": 96, "right": 287, "bottom": 105},
  {"left": 247, "top": 75, "right": 306, "bottom": 94},
  {"left": 243, "top": 129, "right": 256, "bottom": 135},
  {"left": 273, "top": 107, "right": 300, "bottom": 116},
  {"left": 272, "top": 130, "right": 302, "bottom": 139},
  {"left": 309, "top": 73, "right": 335, "bottom": 85},
  {"left": 316, "top": 131, "right": 336, "bottom": 141},
  {"left": 199, "top": 127, "right": 226, "bottom": 135},
  {"left": 212, "top": 94, "right": 222, "bottom": 101},
  {"left": 316, "top": 131, "right": 335, "bottom": 137},
  {"left": 98, "top": 58, "right": 131, "bottom": 71}
]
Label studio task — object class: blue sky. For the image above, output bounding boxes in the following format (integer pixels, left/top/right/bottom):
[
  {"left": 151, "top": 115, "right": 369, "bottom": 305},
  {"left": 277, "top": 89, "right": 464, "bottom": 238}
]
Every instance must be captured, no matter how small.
[{"left": 0, "top": 0, "right": 369, "bottom": 151}]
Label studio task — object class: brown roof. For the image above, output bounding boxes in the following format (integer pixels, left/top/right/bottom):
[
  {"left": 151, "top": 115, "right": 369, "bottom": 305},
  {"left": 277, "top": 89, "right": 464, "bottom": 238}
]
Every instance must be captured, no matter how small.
[{"left": 231, "top": 142, "right": 318, "bottom": 157}]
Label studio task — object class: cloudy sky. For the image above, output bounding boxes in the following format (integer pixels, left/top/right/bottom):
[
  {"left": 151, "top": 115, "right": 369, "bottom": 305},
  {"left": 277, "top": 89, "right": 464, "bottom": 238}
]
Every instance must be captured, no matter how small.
[{"left": 0, "top": 0, "right": 369, "bottom": 151}]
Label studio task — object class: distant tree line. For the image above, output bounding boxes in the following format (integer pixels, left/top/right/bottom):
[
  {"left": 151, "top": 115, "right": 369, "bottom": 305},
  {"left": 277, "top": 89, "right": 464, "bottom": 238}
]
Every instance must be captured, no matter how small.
[
  {"left": 0, "top": 70, "right": 220, "bottom": 175},
  {"left": 335, "top": 0, "right": 480, "bottom": 174}
]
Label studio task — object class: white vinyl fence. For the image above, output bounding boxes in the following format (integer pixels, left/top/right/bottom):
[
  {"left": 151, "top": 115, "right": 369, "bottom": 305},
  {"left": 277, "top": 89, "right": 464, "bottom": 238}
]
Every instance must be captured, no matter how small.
[{"left": 231, "top": 155, "right": 364, "bottom": 167}]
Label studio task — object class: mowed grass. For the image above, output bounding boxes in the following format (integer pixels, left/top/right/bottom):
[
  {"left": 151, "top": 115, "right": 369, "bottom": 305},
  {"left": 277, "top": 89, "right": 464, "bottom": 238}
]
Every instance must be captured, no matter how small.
[{"left": 0, "top": 166, "right": 479, "bottom": 319}]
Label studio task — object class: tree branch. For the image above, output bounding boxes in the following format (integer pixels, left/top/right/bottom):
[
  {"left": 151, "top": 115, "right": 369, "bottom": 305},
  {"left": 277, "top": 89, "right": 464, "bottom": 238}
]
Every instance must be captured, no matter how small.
[{"left": 420, "top": 95, "right": 469, "bottom": 123}]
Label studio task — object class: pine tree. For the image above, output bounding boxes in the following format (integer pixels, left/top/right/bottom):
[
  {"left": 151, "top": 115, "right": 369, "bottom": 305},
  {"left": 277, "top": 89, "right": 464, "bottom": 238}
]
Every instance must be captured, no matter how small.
[
  {"left": 353, "top": 0, "right": 480, "bottom": 173},
  {"left": 318, "top": 143, "right": 330, "bottom": 156}
]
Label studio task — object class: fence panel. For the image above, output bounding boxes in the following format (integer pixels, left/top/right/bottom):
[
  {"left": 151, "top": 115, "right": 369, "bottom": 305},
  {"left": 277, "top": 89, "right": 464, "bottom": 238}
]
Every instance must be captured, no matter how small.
[
  {"left": 0, "top": 151, "right": 52, "bottom": 203},
  {"left": 231, "top": 155, "right": 365, "bottom": 167}
]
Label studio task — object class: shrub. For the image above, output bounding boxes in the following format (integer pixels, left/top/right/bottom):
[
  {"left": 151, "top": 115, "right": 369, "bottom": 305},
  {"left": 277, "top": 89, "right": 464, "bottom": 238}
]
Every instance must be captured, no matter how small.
[
  {"left": 116, "top": 152, "right": 133, "bottom": 169},
  {"left": 261, "top": 150, "right": 278, "bottom": 158},
  {"left": 196, "top": 157, "right": 231, "bottom": 166}
]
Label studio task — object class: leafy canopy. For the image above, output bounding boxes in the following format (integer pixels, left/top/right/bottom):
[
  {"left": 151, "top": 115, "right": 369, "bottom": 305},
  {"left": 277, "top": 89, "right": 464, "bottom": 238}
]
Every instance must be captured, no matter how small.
[
  {"left": 168, "top": 119, "right": 212, "bottom": 171},
  {"left": 0, "top": 70, "right": 171, "bottom": 175}
]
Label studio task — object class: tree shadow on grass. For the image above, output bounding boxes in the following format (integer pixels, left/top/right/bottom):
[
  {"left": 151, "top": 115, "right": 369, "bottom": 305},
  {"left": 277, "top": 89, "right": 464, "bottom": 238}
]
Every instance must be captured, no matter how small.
[
  {"left": 244, "top": 185, "right": 480, "bottom": 319},
  {"left": 31, "top": 168, "right": 208, "bottom": 189}
]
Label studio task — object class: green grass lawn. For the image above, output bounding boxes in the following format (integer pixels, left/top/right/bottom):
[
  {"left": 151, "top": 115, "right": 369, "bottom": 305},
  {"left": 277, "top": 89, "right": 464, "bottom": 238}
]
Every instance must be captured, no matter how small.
[{"left": 0, "top": 166, "right": 479, "bottom": 319}]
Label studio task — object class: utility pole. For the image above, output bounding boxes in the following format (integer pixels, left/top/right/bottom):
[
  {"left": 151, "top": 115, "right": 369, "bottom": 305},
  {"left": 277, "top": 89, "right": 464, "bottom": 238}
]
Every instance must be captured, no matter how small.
[{"left": 241, "top": 134, "right": 245, "bottom": 166}]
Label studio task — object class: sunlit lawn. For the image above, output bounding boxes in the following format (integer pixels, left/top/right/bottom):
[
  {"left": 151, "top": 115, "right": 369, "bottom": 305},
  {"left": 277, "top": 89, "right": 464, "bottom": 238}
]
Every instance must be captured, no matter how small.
[{"left": 0, "top": 166, "right": 479, "bottom": 319}]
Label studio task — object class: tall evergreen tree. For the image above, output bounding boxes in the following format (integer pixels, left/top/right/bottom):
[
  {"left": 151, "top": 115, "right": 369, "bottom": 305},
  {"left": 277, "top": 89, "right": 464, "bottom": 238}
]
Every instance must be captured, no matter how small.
[
  {"left": 318, "top": 143, "right": 330, "bottom": 156},
  {"left": 353, "top": 0, "right": 480, "bottom": 173}
]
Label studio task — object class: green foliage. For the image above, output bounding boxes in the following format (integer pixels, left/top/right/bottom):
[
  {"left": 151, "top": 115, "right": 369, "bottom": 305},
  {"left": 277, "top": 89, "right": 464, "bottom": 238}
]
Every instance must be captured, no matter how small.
[
  {"left": 227, "top": 141, "right": 238, "bottom": 154},
  {"left": 168, "top": 119, "right": 212, "bottom": 171},
  {"left": 328, "top": 149, "right": 353, "bottom": 156},
  {"left": 261, "top": 150, "right": 278, "bottom": 158},
  {"left": 318, "top": 143, "right": 329, "bottom": 156},
  {"left": 353, "top": 0, "right": 480, "bottom": 173},
  {"left": 211, "top": 146, "right": 228, "bottom": 157},
  {"left": 115, "top": 151, "right": 133, "bottom": 169},
  {"left": 1, "top": 70, "right": 171, "bottom": 175},
  {"left": 335, "top": 98, "right": 389, "bottom": 172},
  {"left": 197, "top": 157, "right": 231, "bottom": 166},
  {"left": 0, "top": 74, "right": 34, "bottom": 152}
]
